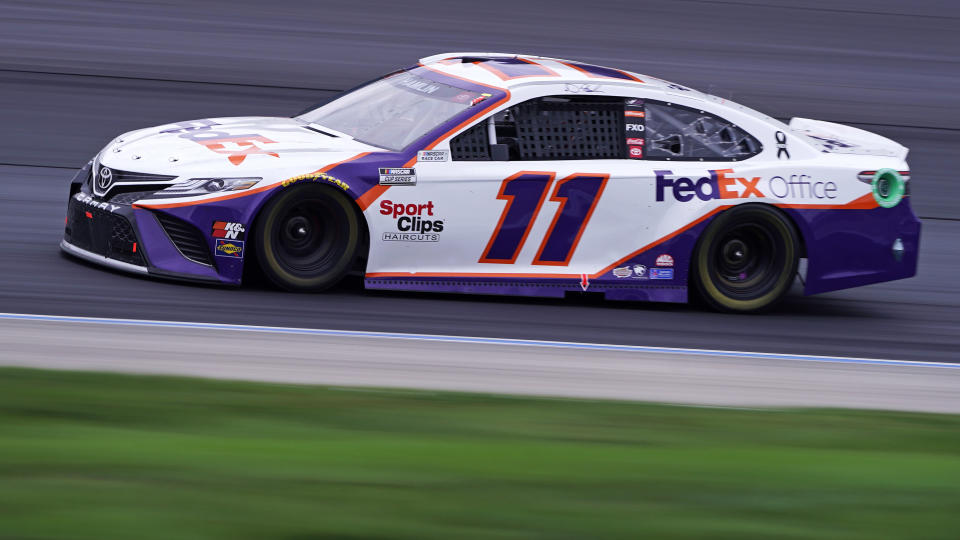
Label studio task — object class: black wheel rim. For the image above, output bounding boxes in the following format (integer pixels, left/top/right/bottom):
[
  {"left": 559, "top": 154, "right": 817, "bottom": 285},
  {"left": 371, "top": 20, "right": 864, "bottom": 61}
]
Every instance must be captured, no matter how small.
[
  {"left": 271, "top": 197, "right": 346, "bottom": 276},
  {"left": 709, "top": 221, "right": 781, "bottom": 299}
]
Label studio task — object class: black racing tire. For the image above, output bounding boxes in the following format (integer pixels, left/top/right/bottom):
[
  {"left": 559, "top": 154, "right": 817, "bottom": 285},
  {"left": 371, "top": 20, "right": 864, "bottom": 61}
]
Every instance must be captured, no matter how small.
[
  {"left": 692, "top": 204, "right": 799, "bottom": 313},
  {"left": 254, "top": 184, "right": 362, "bottom": 292}
]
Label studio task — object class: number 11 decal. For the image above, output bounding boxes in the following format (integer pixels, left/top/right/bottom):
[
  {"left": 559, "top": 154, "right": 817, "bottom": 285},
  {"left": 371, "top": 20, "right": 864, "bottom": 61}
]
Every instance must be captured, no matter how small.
[{"left": 479, "top": 172, "right": 609, "bottom": 265}]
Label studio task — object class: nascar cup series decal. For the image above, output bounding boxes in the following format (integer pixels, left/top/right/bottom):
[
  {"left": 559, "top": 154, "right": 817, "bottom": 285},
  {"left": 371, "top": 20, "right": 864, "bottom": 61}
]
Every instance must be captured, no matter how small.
[
  {"left": 215, "top": 239, "right": 244, "bottom": 258},
  {"left": 380, "top": 200, "right": 444, "bottom": 242},
  {"left": 379, "top": 168, "right": 417, "bottom": 186}
]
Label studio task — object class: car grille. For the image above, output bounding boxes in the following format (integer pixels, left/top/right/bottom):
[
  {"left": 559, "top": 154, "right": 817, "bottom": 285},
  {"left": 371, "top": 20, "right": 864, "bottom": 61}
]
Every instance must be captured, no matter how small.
[
  {"left": 109, "top": 190, "right": 158, "bottom": 206},
  {"left": 93, "top": 163, "right": 178, "bottom": 198},
  {"left": 65, "top": 198, "right": 145, "bottom": 266},
  {"left": 154, "top": 211, "right": 214, "bottom": 267}
]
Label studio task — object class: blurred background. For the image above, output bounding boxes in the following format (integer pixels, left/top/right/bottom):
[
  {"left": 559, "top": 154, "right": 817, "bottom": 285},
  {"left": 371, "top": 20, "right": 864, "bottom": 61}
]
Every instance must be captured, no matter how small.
[
  {"left": 1, "top": 0, "right": 958, "bottom": 361},
  {"left": 1, "top": 1, "right": 959, "bottom": 538}
]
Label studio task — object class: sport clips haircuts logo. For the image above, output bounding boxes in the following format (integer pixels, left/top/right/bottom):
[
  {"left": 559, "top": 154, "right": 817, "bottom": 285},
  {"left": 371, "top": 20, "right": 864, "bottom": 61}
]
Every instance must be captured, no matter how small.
[{"left": 380, "top": 200, "right": 444, "bottom": 242}]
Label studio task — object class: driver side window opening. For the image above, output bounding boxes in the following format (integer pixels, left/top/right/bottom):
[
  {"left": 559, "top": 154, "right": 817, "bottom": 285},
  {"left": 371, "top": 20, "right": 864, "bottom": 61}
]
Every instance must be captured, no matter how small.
[{"left": 450, "top": 96, "right": 626, "bottom": 161}]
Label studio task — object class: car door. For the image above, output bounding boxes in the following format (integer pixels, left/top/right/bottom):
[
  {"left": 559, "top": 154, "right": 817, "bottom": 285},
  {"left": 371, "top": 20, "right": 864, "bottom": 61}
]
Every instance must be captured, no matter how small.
[{"left": 366, "top": 94, "right": 639, "bottom": 279}]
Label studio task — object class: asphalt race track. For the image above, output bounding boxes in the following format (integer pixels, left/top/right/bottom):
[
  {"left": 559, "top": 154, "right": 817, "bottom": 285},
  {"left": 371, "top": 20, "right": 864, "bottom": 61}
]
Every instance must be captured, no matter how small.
[{"left": 1, "top": 0, "right": 958, "bottom": 366}]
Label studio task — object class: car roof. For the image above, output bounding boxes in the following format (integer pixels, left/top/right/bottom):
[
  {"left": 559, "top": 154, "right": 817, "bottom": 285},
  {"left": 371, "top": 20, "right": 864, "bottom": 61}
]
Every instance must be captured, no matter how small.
[
  {"left": 417, "top": 52, "right": 787, "bottom": 133},
  {"left": 417, "top": 52, "right": 672, "bottom": 91}
]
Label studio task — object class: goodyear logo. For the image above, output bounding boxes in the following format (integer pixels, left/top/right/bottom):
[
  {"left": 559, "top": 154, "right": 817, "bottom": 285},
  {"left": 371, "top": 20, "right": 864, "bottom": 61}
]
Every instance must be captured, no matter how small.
[
  {"left": 281, "top": 171, "right": 350, "bottom": 191},
  {"left": 215, "top": 239, "right": 244, "bottom": 258}
]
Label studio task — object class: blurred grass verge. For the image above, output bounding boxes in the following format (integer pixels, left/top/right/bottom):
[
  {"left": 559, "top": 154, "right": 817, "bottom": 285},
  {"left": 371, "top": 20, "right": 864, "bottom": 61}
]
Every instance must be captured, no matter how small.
[{"left": 0, "top": 367, "right": 958, "bottom": 539}]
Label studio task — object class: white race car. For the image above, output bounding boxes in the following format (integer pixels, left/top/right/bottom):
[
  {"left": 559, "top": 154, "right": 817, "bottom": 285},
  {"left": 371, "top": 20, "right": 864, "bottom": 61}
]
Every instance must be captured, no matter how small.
[{"left": 62, "top": 52, "right": 919, "bottom": 312}]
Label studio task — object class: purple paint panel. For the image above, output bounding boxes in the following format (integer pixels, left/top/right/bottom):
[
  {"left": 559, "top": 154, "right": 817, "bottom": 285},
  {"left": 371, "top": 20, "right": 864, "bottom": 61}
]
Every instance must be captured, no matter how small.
[
  {"left": 471, "top": 58, "right": 558, "bottom": 80},
  {"left": 785, "top": 199, "right": 921, "bottom": 295},
  {"left": 560, "top": 61, "right": 641, "bottom": 82},
  {"left": 133, "top": 209, "right": 224, "bottom": 282},
  {"left": 364, "top": 275, "right": 688, "bottom": 304}
]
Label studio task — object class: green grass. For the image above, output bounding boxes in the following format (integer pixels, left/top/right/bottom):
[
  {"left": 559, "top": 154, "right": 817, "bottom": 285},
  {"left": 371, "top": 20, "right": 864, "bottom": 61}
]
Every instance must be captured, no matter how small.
[{"left": 0, "top": 368, "right": 958, "bottom": 539}]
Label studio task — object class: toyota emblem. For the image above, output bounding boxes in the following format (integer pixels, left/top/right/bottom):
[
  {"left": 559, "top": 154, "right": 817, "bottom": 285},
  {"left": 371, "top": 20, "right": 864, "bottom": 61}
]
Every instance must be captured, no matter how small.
[{"left": 97, "top": 167, "right": 113, "bottom": 191}]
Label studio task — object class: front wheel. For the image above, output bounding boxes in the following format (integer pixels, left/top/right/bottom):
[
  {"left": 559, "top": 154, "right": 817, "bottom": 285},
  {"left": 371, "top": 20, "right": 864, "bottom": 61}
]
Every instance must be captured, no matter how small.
[
  {"left": 692, "top": 204, "right": 799, "bottom": 313},
  {"left": 254, "top": 184, "right": 362, "bottom": 291}
]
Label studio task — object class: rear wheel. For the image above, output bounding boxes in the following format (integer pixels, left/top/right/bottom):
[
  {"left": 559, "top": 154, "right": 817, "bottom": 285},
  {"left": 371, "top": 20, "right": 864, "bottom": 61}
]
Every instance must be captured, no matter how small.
[
  {"left": 254, "top": 184, "right": 361, "bottom": 291},
  {"left": 692, "top": 204, "right": 799, "bottom": 313}
]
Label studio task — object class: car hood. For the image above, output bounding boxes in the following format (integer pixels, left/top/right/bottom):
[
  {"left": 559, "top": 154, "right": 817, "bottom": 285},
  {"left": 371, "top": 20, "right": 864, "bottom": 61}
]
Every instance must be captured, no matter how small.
[{"left": 97, "top": 116, "right": 380, "bottom": 175}]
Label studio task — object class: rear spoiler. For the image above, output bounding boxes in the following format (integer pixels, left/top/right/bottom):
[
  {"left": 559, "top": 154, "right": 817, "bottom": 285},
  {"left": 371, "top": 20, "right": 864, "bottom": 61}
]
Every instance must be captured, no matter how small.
[{"left": 789, "top": 118, "right": 908, "bottom": 161}]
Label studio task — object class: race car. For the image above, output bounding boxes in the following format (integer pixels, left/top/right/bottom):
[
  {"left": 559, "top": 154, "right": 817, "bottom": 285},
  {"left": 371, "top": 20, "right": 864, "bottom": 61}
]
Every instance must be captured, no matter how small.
[{"left": 61, "top": 52, "right": 919, "bottom": 312}]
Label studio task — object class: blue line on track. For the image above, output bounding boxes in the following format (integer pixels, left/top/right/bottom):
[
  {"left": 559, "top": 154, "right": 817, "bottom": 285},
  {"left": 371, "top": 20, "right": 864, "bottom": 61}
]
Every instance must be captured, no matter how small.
[{"left": 1, "top": 312, "right": 955, "bottom": 369}]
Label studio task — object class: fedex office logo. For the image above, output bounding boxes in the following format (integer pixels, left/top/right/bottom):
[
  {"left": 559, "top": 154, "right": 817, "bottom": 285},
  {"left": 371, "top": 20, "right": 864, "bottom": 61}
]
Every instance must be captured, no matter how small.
[
  {"left": 655, "top": 169, "right": 763, "bottom": 202},
  {"left": 160, "top": 120, "right": 279, "bottom": 166}
]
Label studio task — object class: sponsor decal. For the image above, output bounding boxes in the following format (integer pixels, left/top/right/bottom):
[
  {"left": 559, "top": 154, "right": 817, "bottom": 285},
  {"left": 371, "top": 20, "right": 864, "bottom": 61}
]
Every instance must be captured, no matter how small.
[
  {"left": 624, "top": 110, "right": 645, "bottom": 118},
  {"left": 650, "top": 268, "right": 673, "bottom": 279},
  {"left": 453, "top": 92, "right": 475, "bottom": 103},
  {"left": 656, "top": 169, "right": 763, "bottom": 202},
  {"left": 565, "top": 83, "right": 603, "bottom": 93},
  {"left": 417, "top": 150, "right": 449, "bottom": 162},
  {"left": 160, "top": 119, "right": 278, "bottom": 166},
  {"left": 613, "top": 264, "right": 649, "bottom": 279},
  {"left": 625, "top": 123, "right": 645, "bottom": 132},
  {"left": 469, "top": 93, "right": 492, "bottom": 107},
  {"left": 74, "top": 192, "right": 120, "bottom": 213},
  {"left": 628, "top": 146, "right": 643, "bottom": 158},
  {"left": 281, "top": 171, "right": 350, "bottom": 190},
  {"left": 665, "top": 83, "right": 691, "bottom": 92},
  {"left": 657, "top": 169, "right": 839, "bottom": 202},
  {"left": 775, "top": 131, "right": 790, "bottom": 159},
  {"left": 382, "top": 232, "right": 438, "bottom": 242},
  {"left": 655, "top": 254, "right": 674, "bottom": 267},
  {"left": 806, "top": 134, "right": 855, "bottom": 149},
  {"left": 379, "top": 168, "right": 417, "bottom": 186},
  {"left": 215, "top": 239, "right": 244, "bottom": 258},
  {"left": 768, "top": 174, "right": 837, "bottom": 199},
  {"left": 379, "top": 199, "right": 443, "bottom": 242},
  {"left": 625, "top": 98, "right": 643, "bottom": 105},
  {"left": 625, "top": 138, "right": 644, "bottom": 146},
  {"left": 212, "top": 221, "right": 245, "bottom": 240}
]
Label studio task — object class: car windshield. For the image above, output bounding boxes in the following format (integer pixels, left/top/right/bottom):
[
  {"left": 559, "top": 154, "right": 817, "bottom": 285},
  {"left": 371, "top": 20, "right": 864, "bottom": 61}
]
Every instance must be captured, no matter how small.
[{"left": 298, "top": 72, "right": 487, "bottom": 151}]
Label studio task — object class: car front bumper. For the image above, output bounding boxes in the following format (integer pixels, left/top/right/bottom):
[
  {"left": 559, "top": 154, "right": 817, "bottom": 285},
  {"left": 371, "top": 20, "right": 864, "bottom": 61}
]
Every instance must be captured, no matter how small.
[{"left": 62, "top": 188, "right": 239, "bottom": 286}]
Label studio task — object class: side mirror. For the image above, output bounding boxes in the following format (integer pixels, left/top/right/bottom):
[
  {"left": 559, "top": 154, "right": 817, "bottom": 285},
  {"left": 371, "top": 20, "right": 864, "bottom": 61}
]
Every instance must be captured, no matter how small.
[{"left": 490, "top": 144, "right": 510, "bottom": 161}]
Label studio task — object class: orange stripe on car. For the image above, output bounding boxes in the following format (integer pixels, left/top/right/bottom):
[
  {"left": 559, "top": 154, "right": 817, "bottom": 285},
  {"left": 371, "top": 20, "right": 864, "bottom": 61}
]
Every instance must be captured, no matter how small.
[
  {"left": 367, "top": 194, "right": 881, "bottom": 281},
  {"left": 134, "top": 152, "right": 372, "bottom": 210}
]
